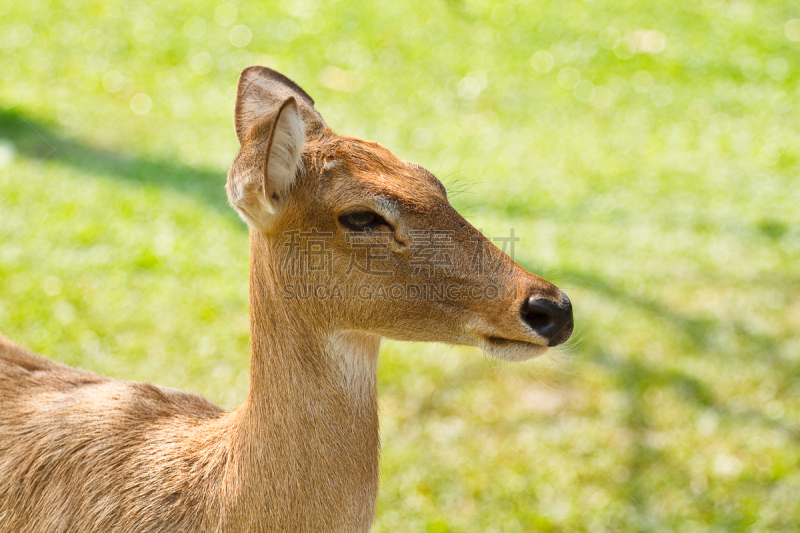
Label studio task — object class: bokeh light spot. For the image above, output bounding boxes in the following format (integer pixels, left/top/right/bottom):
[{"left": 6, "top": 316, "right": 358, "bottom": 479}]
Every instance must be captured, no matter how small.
[
  {"left": 0, "top": 139, "right": 15, "bottom": 168},
  {"left": 318, "top": 66, "right": 356, "bottom": 92},
  {"left": 785, "top": 19, "right": 800, "bottom": 41},
  {"left": 530, "top": 51, "right": 553, "bottom": 73},
  {"left": 631, "top": 71, "right": 654, "bottom": 93},
  {"left": 410, "top": 127, "right": 431, "bottom": 149},
  {"left": 56, "top": 104, "right": 79, "bottom": 126},
  {"left": 133, "top": 21, "right": 155, "bottom": 43},
  {"left": 214, "top": 3, "right": 237, "bottom": 26},
  {"left": 557, "top": 67, "right": 580, "bottom": 90},
  {"left": 457, "top": 77, "right": 482, "bottom": 99},
  {"left": 302, "top": 13, "right": 326, "bottom": 34},
  {"left": 410, "top": 28, "right": 432, "bottom": 51},
  {"left": 102, "top": 71, "right": 124, "bottom": 92},
  {"left": 190, "top": 51, "right": 214, "bottom": 75},
  {"left": 651, "top": 85, "right": 673, "bottom": 107},
  {"left": 741, "top": 57, "right": 763, "bottom": 79},
  {"left": 83, "top": 29, "right": 104, "bottom": 51},
  {"left": 277, "top": 20, "right": 300, "bottom": 42},
  {"left": 573, "top": 80, "right": 596, "bottom": 103},
  {"left": 184, "top": 17, "right": 206, "bottom": 39},
  {"left": 491, "top": 4, "right": 515, "bottom": 26},
  {"left": 539, "top": 20, "right": 562, "bottom": 42},
  {"left": 766, "top": 57, "right": 788, "bottom": 80},
  {"left": 229, "top": 25, "right": 252, "bottom": 47},
  {"left": 130, "top": 93, "right": 152, "bottom": 115},
  {"left": 0, "top": 88, "right": 20, "bottom": 108},
  {"left": 613, "top": 38, "right": 636, "bottom": 59},
  {"left": 592, "top": 86, "right": 613, "bottom": 109},
  {"left": 438, "top": 124, "right": 460, "bottom": 145},
  {"left": 577, "top": 34, "right": 599, "bottom": 57},
  {"left": 10, "top": 24, "right": 33, "bottom": 48},
  {"left": 43, "top": 276, "right": 62, "bottom": 296},
  {"left": 632, "top": 29, "right": 666, "bottom": 54},
  {"left": 598, "top": 27, "right": 621, "bottom": 49},
  {"left": 709, "top": 112, "right": 731, "bottom": 134}
]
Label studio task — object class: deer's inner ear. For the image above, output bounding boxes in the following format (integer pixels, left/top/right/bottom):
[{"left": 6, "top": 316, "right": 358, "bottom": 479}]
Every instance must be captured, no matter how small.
[{"left": 262, "top": 99, "right": 305, "bottom": 207}]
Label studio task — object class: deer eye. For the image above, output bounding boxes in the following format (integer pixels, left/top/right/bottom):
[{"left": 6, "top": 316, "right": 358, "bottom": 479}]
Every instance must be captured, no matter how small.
[{"left": 339, "top": 211, "right": 387, "bottom": 231}]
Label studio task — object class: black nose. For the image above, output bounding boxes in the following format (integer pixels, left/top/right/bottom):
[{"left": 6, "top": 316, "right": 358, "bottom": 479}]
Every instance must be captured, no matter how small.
[{"left": 520, "top": 295, "right": 574, "bottom": 347}]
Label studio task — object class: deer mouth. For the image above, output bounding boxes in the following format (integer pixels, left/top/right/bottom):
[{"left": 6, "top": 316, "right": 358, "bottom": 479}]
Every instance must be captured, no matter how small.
[{"left": 482, "top": 335, "right": 549, "bottom": 361}]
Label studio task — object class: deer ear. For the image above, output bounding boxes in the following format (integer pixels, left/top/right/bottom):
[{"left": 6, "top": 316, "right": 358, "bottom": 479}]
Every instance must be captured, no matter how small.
[
  {"left": 227, "top": 67, "right": 327, "bottom": 232},
  {"left": 233, "top": 66, "right": 327, "bottom": 144},
  {"left": 227, "top": 97, "right": 304, "bottom": 230}
]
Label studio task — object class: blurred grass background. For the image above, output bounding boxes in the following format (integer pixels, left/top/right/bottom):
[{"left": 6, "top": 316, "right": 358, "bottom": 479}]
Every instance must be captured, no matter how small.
[{"left": 1, "top": 0, "right": 799, "bottom": 530}]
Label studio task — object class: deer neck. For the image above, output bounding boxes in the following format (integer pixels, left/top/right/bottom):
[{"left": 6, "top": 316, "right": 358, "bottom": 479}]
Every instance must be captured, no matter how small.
[{"left": 229, "top": 230, "right": 380, "bottom": 530}]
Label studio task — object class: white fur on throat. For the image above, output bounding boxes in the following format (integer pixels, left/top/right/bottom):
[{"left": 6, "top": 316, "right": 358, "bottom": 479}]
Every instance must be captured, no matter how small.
[{"left": 327, "top": 332, "right": 380, "bottom": 403}]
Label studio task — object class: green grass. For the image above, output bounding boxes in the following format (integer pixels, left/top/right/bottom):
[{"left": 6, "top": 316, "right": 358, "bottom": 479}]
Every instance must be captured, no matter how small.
[{"left": 2, "top": 0, "right": 799, "bottom": 530}]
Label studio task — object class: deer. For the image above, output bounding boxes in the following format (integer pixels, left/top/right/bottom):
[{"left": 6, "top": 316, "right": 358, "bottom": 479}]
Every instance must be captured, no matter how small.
[{"left": 0, "top": 66, "right": 573, "bottom": 532}]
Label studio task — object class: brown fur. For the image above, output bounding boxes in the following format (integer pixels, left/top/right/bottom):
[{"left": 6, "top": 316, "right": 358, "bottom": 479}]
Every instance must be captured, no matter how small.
[{"left": 0, "top": 67, "right": 571, "bottom": 532}]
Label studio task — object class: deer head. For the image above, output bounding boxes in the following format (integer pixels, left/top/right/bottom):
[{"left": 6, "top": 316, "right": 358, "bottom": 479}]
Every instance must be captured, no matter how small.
[{"left": 226, "top": 66, "right": 573, "bottom": 362}]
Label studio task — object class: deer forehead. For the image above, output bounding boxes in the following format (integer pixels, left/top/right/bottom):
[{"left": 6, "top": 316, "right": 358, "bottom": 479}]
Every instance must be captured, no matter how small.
[{"left": 309, "top": 136, "right": 447, "bottom": 206}]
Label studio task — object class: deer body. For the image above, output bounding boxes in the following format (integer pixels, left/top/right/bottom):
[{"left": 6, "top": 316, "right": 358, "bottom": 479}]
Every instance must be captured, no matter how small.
[
  {"left": 0, "top": 67, "right": 573, "bottom": 532},
  {"left": 0, "top": 233, "right": 379, "bottom": 532}
]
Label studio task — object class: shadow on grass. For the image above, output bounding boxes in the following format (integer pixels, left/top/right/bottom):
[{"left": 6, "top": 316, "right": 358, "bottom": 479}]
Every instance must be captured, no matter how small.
[
  {"left": 543, "top": 266, "right": 788, "bottom": 364},
  {"left": 0, "top": 108, "right": 237, "bottom": 222},
  {"left": 539, "top": 265, "right": 800, "bottom": 528},
  {"left": 551, "top": 265, "right": 800, "bottom": 422}
]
